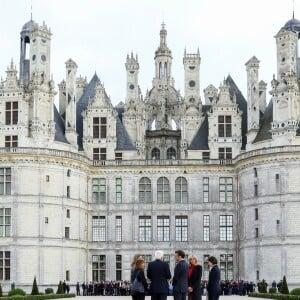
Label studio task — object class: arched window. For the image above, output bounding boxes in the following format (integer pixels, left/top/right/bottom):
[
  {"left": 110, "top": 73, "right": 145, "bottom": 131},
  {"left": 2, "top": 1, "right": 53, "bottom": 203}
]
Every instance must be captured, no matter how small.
[
  {"left": 139, "top": 177, "right": 152, "bottom": 203},
  {"left": 159, "top": 62, "right": 162, "bottom": 78},
  {"left": 164, "top": 62, "right": 168, "bottom": 78},
  {"left": 151, "top": 119, "right": 156, "bottom": 130},
  {"left": 157, "top": 177, "right": 170, "bottom": 203},
  {"left": 167, "top": 147, "right": 176, "bottom": 159},
  {"left": 175, "top": 177, "right": 188, "bottom": 203},
  {"left": 151, "top": 148, "right": 160, "bottom": 160}
]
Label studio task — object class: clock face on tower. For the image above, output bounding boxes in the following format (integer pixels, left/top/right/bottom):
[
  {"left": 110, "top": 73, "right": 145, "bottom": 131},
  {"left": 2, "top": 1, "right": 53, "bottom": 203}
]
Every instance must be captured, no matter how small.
[
  {"left": 189, "top": 80, "right": 196, "bottom": 87},
  {"left": 129, "top": 84, "right": 135, "bottom": 90}
]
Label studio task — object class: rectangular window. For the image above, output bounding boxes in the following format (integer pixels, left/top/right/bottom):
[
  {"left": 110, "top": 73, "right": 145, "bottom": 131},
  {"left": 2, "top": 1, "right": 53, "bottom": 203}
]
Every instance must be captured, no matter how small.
[
  {"left": 256, "top": 270, "right": 260, "bottom": 281},
  {"left": 92, "top": 255, "right": 106, "bottom": 281},
  {"left": 157, "top": 216, "right": 170, "bottom": 241},
  {"left": 66, "top": 209, "right": 70, "bottom": 218},
  {"left": 203, "top": 254, "right": 210, "bottom": 280},
  {"left": 139, "top": 216, "right": 152, "bottom": 242},
  {"left": 67, "top": 186, "right": 70, "bottom": 198},
  {"left": 0, "top": 251, "right": 10, "bottom": 280},
  {"left": 93, "top": 117, "right": 107, "bottom": 139},
  {"left": 203, "top": 215, "right": 210, "bottom": 242},
  {"left": 115, "top": 216, "right": 122, "bottom": 242},
  {"left": 220, "top": 215, "right": 233, "bottom": 241},
  {"left": 5, "top": 136, "right": 18, "bottom": 148},
  {"left": 254, "top": 167, "right": 258, "bottom": 177},
  {"left": 0, "top": 208, "right": 11, "bottom": 237},
  {"left": 65, "top": 227, "right": 70, "bottom": 239},
  {"left": 92, "top": 178, "right": 106, "bottom": 203},
  {"left": 254, "top": 184, "right": 258, "bottom": 197},
  {"left": 218, "top": 115, "right": 232, "bottom": 137},
  {"left": 255, "top": 208, "right": 258, "bottom": 220},
  {"left": 46, "top": 175, "right": 50, "bottom": 182},
  {"left": 5, "top": 102, "right": 18, "bottom": 125},
  {"left": 115, "top": 152, "right": 123, "bottom": 161},
  {"left": 0, "top": 168, "right": 11, "bottom": 195},
  {"left": 142, "top": 254, "right": 152, "bottom": 273},
  {"left": 219, "top": 177, "right": 233, "bottom": 202},
  {"left": 203, "top": 152, "right": 210, "bottom": 161},
  {"left": 255, "top": 227, "right": 259, "bottom": 238},
  {"left": 93, "top": 148, "right": 107, "bottom": 161},
  {"left": 163, "top": 254, "right": 170, "bottom": 265},
  {"left": 45, "top": 217, "right": 49, "bottom": 224},
  {"left": 116, "top": 178, "right": 122, "bottom": 204},
  {"left": 92, "top": 216, "right": 106, "bottom": 242},
  {"left": 276, "top": 174, "right": 280, "bottom": 192},
  {"left": 66, "top": 270, "right": 70, "bottom": 281},
  {"left": 175, "top": 216, "right": 188, "bottom": 241},
  {"left": 203, "top": 177, "right": 209, "bottom": 202},
  {"left": 220, "top": 254, "right": 233, "bottom": 280},
  {"left": 116, "top": 255, "right": 122, "bottom": 281},
  {"left": 218, "top": 147, "right": 232, "bottom": 160}
]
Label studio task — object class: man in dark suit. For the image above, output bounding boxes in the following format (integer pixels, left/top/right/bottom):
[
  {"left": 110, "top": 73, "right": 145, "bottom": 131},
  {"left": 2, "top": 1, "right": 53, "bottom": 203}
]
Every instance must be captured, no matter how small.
[
  {"left": 147, "top": 250, "right": 172, "bottom": 300},
  {"left": 172, "top": 250, "right": 189, "bottom": 300},
  {"left": 207, "top": 256, "right": 221, "bottom": 300}
]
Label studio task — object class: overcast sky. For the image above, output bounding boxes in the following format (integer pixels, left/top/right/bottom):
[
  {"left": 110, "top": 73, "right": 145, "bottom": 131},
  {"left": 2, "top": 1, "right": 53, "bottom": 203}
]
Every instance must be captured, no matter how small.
[{"left": 0, "top": 0, "right": 299, "bottom": 106}]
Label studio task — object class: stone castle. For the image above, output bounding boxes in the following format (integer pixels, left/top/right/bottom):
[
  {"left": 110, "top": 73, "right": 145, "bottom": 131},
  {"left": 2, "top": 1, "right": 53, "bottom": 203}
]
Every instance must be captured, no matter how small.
[{"left": 0, "top": 14, "right": 300, "bottom": 290}]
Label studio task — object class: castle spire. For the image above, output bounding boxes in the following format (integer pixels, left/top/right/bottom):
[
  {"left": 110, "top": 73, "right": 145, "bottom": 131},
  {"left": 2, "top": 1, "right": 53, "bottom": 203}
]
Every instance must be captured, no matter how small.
[{"left": 160, "top": 22, "right": 167, "bottom": 48}]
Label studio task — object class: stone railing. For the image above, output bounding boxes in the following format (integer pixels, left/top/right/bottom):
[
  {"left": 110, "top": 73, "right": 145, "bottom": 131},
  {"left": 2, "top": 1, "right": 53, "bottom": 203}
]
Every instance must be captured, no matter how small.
[
  {"left": 0, "top": 147, "right": 234, "bottom": 167},
  {"left": 1, "top": 145, "right": 299, "bottom": 167},
  {"left": 237, "top": 145, "right": 300, "bottom": 161},
  {"left": 0, "top": 147, "right": 90, "bottom": 164}
]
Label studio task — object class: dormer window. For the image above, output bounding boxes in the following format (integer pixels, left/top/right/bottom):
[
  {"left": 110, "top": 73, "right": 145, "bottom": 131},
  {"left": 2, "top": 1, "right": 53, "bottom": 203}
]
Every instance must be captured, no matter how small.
[
  {"left": 167, "top": 147, "right": 176, "bottom": 159},
  {"left": 93, "top": 117, "right": 107, "bottom": 139},
  {"left": 218, "top": 115, "right": 232, "bottom": 137},
  {"left": 151, "top": 148, "right": 160, "bottom": 160}
]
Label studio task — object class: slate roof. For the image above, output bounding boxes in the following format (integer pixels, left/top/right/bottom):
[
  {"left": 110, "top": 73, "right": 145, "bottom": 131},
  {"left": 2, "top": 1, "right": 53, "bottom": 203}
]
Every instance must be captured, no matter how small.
[
  {"left": 76, "top": 73, "right": 100, "bottom": 150},
  {"left": 54, "top": 105, "right": 69, "bottom": 144},
  {"left": 188, "top": 106, "right": 210, "bottom": 150},
  {"left": 114, "top": 106, "right": 136, "bottom": 150},
  {"left": 226, "top": 75, "right": 248, "bottom": 150},
  {"left": 253, "top": 100, "right": 273, "bottom": 143},
  {"left": 188, "top": 75, "right": 248, "bottom": 151}
]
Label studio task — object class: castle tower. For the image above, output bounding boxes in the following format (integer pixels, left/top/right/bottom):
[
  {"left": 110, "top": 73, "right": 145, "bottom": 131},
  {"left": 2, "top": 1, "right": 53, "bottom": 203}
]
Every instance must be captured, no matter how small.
[
  {"left": 181, "top": 48, "right": 202, "bottom": 145},
  {"left": 65, "top": 59, "right": 78, "bottom": 147},
  {"left": 125, "top": 52, "right": 139, "bottom": 101},
  {"left": 153, "top": 23, "right": 173, "bottom": 86},
  {"left": 270, "top": 18, "right": 300, "bottom": 143},
  {"left": 19, "top": 20, "right": 55, "bottom": 145},
  {"left": 245, "top": 56, "right": 260, "bottom": 145},
  {"left": 275, "top": 27, "right": 298, "bottom": 78},
  {"left": 20, "top": 20, "right": 52, "bottom": 86},
  {"left": 183, "top": 48, "right": 201, "bottom": 106},
  {"left": 123, "top": 52, "right": 144, "bottom": 148}
]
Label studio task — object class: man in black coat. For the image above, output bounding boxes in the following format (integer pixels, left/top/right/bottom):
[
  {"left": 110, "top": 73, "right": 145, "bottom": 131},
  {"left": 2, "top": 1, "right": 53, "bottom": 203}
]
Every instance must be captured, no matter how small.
[
  {"left": 207, "top": 256, "right": 221, "bottom": 300},
  {"left": 172, "top": 250, "right": 189, "bottom": 300},
  {"left": 147, "top": 250, "right": 172, "bottom": 300}
]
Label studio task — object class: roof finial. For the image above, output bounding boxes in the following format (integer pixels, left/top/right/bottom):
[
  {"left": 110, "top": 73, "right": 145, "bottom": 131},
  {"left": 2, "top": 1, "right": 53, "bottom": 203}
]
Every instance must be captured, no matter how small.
[
  {"left": 30, "top": 0, "right": 33, "bottom": 20},
  {"left": 293, "top": 0, "right": 295, "bottom": 19}
]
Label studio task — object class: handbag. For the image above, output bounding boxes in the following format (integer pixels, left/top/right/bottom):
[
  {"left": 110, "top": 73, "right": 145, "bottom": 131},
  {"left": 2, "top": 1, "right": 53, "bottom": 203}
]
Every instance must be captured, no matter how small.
[{"left": 130, "top": 271, "right": 145, "bottom": 293}]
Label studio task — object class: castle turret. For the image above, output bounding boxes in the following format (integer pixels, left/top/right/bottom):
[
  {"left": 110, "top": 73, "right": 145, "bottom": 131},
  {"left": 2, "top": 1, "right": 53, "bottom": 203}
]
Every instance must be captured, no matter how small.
[
  {"left": 64, "top": 59, "right": 78, "bottom": 147},
  {"left": 245, "top": 56, "right": 260, "bottom": 145}
]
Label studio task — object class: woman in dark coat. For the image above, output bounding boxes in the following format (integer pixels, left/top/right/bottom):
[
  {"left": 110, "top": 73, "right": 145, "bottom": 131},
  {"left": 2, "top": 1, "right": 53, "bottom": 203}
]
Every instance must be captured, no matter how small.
[
  {"left": 207, "top": 256, "right": 221, "bottom": 300},
  {"left": 131, "top": 258, "right": 148, "bottom": 300},
  {"left": 188, "top": 255, "right": 202, "bottom": 300}
]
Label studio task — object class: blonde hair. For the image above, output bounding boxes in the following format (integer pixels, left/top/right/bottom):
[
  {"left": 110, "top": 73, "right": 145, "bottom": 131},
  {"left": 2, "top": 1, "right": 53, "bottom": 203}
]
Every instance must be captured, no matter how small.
[{"left": 188, "top": 254, "right": 199, "bottom": 265}]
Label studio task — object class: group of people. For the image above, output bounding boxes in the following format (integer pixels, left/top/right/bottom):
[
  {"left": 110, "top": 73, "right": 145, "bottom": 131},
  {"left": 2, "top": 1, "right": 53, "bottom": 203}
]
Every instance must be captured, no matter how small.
[
  {"left": 76, "top": 281, "right": 131, "bottom": 296},
  {"left": 131, "top": 250, "right": 221, "bottom": 300}
]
